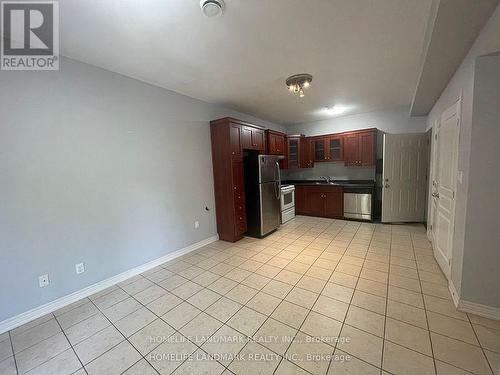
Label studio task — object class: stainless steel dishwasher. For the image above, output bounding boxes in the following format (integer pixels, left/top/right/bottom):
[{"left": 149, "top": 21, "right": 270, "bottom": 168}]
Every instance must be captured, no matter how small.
[{"left": 343, "top": 188, "right": 373, "bottom": 221}]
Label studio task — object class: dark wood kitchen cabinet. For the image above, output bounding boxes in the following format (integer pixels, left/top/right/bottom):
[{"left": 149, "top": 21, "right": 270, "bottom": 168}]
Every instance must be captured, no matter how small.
[
  {"left": 242, "top": 126, "right": 265, "bottom": 151},
  {"left": 343, "top": 129, "right": 376, "bottom": 166},
  {"left": 328, "top": 136, "right": 343, "bottom": 161},
  {"left": 307, "top": 189, "right": 327, "bottom": 216},
  {"left": 285, "top": 134, "right": 306, "bottom": 169},
  {"left": 231, "top": 157, "right": 247, "bottom": 235},
  {"left": 210, "top": 117, "right": 265, "bottom": 242},
  {"left": 294, "top": 186, "right": 307, "bottom": 213},
  {"left": 324, "top": 188, "right": 344, "bottom": 218},
  {"left": 301, "top": 137, "right": 314, "bottom": 168},
  {"left": 312, "top": 135, "right": 344, "bottom": 162},
  {"left": 295, "top": 185, "right": 343, "bottom": 218},
  {"left": 266, "top": 130, "right": 285, "bottom": 155},
  {"left": 229, "top": 123, "right": 242, "bottom": 156},
  {"left": 312, "top": 137, "right": 327, "bottom": 162}
]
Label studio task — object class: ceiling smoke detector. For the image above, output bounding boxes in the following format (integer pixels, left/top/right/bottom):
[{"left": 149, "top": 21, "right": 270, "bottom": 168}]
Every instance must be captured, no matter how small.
[{"left": 200, "top": 0, "right": 225, "bottom": 17}]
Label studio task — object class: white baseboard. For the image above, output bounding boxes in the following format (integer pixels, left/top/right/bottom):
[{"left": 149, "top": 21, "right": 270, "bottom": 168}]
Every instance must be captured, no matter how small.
[
  {"left": 448, "top": 280, "right": 500, "bottom": 321},
  {"left": 448, "top": 281, "right": 460, "bottom": 307},
  {"left": 0, "top": 235, "right": 218, "bottom": 334},
  {"left": 458, "top": 299, "right": 500, "bottom": 321}
]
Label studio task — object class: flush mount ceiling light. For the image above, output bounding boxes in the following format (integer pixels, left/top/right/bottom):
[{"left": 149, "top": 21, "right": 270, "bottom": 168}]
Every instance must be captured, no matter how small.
[
  {"left": 286, "top": 74, "right": 313, "bottom": 98},
  {"left": 200, "top": 0, "right": 225, "bottom": 17},
  {"left": 324, "top": 105, "right": 352, "bottom": 116}
]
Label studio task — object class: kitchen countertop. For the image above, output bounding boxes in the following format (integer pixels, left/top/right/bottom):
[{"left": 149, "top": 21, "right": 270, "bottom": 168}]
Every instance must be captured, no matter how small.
[{"left": 282, "top": 179, "right": 375, "bottom": 188}]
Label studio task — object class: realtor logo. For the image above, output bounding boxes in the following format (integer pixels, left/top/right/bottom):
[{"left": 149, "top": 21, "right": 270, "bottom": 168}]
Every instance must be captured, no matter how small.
[{"left": 1, "top": 1, "right": 59, "bottom": 70}]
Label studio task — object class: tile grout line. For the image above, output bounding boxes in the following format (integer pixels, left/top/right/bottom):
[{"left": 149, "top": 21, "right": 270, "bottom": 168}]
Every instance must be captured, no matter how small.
[
  {"left": 85, "top": 297, "right": 157, "bottom": 375},
  {"left": 411, "top": 231, "right": 439, "bottom": 375},
  {"left": 8, "top": 218, "right": 469, "bottom": 375},
  {"left": 222, "top": 218, "right": 339, "bottom": 373},
  {"left": 12, "top": 313, "right": 84, "bottom": 375},
  {"left": 326, "top": 222, "right": 378, "bottom": 375},
  {"left": 7, "top": 331, "right": 20, "bottom": 375},
  {"left": 466, "top": 313, "right": 495, "bottom": 374},
  {"left": 223, "top": 219, "right": 334, "bottom": 375},
  {"left": 373, "top": 225, "right": 392, "bottom": 375},
  {"left": 272, "top": 220, "right": 353, "bottom": 374}
]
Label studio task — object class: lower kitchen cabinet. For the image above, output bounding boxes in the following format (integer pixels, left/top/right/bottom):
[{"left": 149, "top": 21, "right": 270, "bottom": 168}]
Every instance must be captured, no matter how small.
[
  {"left": 295, "top": 185, "right": 344, "bottom": 218},
  {"left": 325, "top": 189, "right": 343, "bottom": 218}
]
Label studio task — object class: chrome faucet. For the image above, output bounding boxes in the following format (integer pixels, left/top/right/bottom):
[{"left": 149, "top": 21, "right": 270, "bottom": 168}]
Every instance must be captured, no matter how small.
[{"left": 320, "top": 176, "right": 331, "bottom": 183}]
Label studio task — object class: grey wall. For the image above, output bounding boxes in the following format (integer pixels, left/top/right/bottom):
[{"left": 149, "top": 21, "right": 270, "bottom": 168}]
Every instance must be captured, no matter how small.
[
  {"left": 426, "top": 4, "right": 500, "bottom": 300},
  {"left": 0, "top": 57, "right": 283, "bottom": 322},
  {"left": 461, "top": 53, "right": 500, "bottom": 307},
  {"left": 283, "top": 106, "right": 427, "bottom": 180},
  {"left": 286, "top": 106, "right": 427, "bottom": 135}
]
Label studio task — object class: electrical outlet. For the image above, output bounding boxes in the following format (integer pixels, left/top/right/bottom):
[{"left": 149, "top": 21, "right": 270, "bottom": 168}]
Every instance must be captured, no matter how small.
[
  {"left": 194, "top": 221, "right": 200, "bottom": 229},
  {"left": 38, "top": 274, "right": 49, "bottom": 288},
  {"left": 75, "top": 263, "right": 85, "bottom": 274}
]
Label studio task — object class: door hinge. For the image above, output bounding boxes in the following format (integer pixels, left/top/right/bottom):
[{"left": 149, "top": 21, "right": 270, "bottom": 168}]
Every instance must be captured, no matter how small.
[
  {"left": 453, "top": 191, "right": 455, "bottom": 199},
  {"left": 430, "top": 224, "right": 433, "bottom": 230}
]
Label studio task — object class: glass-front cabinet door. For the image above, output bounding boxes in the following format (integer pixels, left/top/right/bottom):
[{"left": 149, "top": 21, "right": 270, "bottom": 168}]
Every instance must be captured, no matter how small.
[
  {"left": 288, "top": 138, "right": 299, "bottom": 168},
  {"left": 328, "top": 137, "right": 343, "bottom": 161},
  {"left": 313, "top": 138, "right": 326, "bottom": 161}
]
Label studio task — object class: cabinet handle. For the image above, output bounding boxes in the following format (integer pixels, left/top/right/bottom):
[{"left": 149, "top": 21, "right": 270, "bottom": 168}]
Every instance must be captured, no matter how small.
[
  {"left": 232, "top": 152, "right": 235, "bottom": 155},
  {"left": 233, "top": 187, "right": 237, "bottom": 190}
]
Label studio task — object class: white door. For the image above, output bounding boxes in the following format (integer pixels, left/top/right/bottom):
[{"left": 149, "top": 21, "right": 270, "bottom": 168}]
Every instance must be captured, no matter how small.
[
  {"left": 432, "top": 101, "right": 460, "bottom": 278},
  {"left": 382, "top": 133, "right": 428, "bottom": 222},
  {"left": 428, "top": 120, "right": 440, "bottom": 245}
]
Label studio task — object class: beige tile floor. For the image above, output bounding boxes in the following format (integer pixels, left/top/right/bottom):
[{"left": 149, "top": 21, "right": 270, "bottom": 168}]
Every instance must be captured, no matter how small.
[{"left": 1, "top": 216, "right": 499, "bottom": 375}]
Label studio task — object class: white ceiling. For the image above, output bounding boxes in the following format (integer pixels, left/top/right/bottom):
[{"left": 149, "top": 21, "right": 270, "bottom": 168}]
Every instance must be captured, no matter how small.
[{"left": 60, "top": 0, "right": 433, "bottom": 125}]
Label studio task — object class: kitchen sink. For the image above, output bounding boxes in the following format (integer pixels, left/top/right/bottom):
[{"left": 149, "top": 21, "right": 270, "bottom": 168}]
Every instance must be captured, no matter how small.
[{"left": 314, "top": 182, "right": 340, "bottom": 186}]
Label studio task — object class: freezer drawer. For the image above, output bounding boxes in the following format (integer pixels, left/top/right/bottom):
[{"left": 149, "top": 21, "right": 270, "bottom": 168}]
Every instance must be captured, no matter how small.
[{"left": 344, "top": 193, "right": 372, "bottom": 221}]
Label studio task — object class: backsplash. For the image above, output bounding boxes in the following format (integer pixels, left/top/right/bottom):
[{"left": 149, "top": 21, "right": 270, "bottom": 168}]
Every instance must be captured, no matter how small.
[{"left": 282, "top": 162, "right": 375, "bottom": 181}]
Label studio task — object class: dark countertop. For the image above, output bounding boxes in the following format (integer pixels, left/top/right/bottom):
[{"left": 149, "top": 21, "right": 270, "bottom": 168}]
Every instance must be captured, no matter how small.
[{"left": 282, "top": 179, "right": 375, "bottom": 189}]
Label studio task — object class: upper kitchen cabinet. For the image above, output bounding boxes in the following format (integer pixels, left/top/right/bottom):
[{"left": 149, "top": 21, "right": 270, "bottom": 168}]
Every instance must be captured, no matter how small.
[
  {"left": 285, "top": 134, "right": 305, "bottom": 168},
  {"left": 328, "top": 135, "right": 343, "bottom": 161},
  {"left": 312, "top": 137, "right": 327, "bottom": 162},
  {"left": 343, "top": 129, "right": 377, "bottom": 166},
  {"left": 301, "top": 137, "right": 314, "bottom": 168},
  {"left": 312, "top": 135, "right": 344, "bottom": 162},
  {"left": 242, "top": 125, "right": 265, "bottom": 151},
  {"left": 266, "top": 130, "right": 285, "bottom": 155},
  {"left": 359, "top": 130, "right": 376, "bottom": 166},
  {"left": 229, "top": 123, "right": 243, "bottom": 156}
]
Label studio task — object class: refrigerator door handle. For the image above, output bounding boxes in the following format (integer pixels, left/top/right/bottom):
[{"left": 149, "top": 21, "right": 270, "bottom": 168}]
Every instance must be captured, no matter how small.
[{"left": 275, "top": 161, "right": 281, "bottom": 200}]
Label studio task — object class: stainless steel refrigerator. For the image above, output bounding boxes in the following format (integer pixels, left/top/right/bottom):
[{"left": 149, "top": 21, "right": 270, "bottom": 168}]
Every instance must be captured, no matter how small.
[{"left": 244, "top": 153, "right": 283, "bottom": 238}]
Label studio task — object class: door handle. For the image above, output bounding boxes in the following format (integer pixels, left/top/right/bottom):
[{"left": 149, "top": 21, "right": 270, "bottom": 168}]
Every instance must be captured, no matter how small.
[
  {"left": 432, "top": 192, "right": 440, "bottom": 198},
  {"left": 275, "top": 161, "right": 281, "bottom": 200}
]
